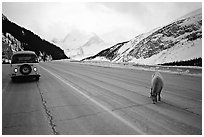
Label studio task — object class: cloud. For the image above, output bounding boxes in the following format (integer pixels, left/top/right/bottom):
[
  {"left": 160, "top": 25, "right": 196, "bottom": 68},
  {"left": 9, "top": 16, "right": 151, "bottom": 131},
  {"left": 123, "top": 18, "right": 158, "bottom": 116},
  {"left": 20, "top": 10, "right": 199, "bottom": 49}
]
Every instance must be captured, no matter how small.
[
  {"left": 36, "top": 3, "right": 146, "bottom": 43},
  {"left": 2, "top": 2, "right": 202, "bottom": 45}
]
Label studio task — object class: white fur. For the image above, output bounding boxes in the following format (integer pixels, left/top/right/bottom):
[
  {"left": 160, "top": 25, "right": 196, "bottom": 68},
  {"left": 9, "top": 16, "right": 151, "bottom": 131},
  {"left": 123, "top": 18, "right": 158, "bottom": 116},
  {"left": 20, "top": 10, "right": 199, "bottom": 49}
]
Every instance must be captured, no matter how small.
[{"left": 150, "top": 72, "right": 164, "bottom": 103}]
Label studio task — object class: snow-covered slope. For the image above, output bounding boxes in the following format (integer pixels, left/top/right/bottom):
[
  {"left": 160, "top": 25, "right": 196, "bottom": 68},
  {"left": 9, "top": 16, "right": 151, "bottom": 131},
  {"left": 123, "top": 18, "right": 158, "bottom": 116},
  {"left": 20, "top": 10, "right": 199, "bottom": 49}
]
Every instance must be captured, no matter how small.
[
  {"left": 54, "top": 29, "right": 110, "bottom": 60},
  {"left": 2, "top": 32, "right": 23, "bottom": 59},
  {"left": 84, "top": 8, "right": 202, "bottom": 65},
  {"left": 130, "top": 39, "right": 202, "bottom": 65}
]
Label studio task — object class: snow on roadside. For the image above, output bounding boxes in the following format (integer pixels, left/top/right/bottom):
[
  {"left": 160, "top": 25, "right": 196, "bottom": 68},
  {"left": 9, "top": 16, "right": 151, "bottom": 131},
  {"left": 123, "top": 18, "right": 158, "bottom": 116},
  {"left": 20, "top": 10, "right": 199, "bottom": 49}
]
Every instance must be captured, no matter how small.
[
  {"left": 79, "top": 61, "right": 201, "bottom": 77},
  {"left": 54, "top": 58, "right": 201, "bottom": 77}
]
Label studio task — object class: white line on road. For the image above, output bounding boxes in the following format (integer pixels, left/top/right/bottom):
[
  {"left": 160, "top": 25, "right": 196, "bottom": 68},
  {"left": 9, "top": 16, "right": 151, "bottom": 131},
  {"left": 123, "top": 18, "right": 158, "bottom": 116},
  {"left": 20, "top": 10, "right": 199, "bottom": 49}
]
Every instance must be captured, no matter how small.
[{"left": 40, "top": 65, "right": 146, "bottom": 135}]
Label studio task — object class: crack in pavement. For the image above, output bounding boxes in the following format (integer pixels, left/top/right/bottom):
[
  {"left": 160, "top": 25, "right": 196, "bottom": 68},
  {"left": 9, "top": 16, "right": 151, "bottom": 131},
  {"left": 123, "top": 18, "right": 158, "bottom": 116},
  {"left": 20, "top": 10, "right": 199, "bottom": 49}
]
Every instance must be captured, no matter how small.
[{"left": 36, "top": 82, "right": 59, "bottom": 135}]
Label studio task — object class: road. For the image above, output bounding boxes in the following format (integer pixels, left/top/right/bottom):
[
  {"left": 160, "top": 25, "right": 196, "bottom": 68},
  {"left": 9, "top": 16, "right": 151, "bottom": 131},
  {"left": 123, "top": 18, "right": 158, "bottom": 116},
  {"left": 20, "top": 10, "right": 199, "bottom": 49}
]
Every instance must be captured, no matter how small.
[{"left": 2, "top": 61, "right": 202, "bottom": 135}]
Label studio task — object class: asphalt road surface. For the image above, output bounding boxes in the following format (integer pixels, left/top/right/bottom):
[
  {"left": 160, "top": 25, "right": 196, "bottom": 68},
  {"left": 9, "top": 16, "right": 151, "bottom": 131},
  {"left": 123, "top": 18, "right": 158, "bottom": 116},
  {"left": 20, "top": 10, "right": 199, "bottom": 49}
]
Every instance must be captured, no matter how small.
[{"left": 2, "top": 61, "right": 202, "bottom": 135}]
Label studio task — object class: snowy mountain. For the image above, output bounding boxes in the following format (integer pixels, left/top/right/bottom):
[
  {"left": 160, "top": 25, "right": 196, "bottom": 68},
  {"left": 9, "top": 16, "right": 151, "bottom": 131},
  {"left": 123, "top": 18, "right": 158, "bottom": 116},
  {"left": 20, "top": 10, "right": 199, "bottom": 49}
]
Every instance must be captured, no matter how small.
[
  {"left": 2, "top": 32, "right": 23, "bottom": 60},
  {"left": 84, "top": 8, "right": 202, "bottom": 65},
  {"left": 54, "top": 29, "right": 110, "bottom": 60}
]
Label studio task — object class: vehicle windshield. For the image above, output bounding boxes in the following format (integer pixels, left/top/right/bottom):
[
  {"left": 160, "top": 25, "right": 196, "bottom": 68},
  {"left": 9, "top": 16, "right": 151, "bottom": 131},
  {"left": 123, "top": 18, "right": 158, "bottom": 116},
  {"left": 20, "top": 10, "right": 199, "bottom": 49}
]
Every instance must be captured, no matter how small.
[{"left": 11, "top": 54, "right": 38, "bottom": 64}]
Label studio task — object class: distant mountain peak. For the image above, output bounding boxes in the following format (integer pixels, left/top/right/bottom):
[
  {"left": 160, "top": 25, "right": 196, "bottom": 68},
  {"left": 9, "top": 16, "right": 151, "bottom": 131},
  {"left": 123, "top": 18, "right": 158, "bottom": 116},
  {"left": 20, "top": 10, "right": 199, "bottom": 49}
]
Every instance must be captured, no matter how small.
[
  {"left": 83, "top": 34, "right": 105, "bottom": 47},
  {"left": 54, "top": 29, "right": 110, "bottom": 60},
  {"left": 61, "top": 30, "right": 100, "bottom": 49}
]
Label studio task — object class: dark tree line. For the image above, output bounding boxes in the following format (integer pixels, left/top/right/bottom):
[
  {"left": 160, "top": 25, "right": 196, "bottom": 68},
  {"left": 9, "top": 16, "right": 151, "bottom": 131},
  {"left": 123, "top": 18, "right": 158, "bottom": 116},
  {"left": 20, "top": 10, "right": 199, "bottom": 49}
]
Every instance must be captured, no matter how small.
[
  {"left": 160, "top": 57, "right": 202, "bottom": 67},
  {"left": 2, "top": 14, "right": 68, "bottom": 60}
]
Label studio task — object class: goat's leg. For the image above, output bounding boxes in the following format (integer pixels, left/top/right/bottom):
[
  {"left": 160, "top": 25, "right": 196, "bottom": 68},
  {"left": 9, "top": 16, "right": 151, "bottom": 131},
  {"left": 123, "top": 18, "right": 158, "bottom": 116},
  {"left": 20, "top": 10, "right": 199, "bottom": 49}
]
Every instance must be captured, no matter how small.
[{"left": 158, "top": 88, "right": 162, "bottom": 101}]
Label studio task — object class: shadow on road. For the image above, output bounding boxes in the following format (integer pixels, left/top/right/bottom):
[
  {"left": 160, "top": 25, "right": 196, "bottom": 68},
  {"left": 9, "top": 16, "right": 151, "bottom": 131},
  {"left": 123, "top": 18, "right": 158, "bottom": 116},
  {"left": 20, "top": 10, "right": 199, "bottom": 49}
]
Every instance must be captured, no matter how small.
[{"left": 11, "top": 77, "right": 39, "bottom": 83}]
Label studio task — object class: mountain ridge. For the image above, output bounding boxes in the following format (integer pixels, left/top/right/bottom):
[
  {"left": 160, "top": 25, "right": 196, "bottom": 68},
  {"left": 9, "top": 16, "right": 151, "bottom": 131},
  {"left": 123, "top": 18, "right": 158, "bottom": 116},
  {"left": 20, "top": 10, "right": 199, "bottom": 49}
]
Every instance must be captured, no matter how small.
[{"left": 83, "top": 8, "right": 202, "bottom": 65}]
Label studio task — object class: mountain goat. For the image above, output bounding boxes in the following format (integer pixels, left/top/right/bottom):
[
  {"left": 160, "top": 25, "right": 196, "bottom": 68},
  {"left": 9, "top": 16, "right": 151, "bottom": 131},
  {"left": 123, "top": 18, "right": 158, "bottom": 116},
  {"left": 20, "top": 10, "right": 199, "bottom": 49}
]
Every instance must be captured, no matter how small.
[{"left": 150, "top": 72, "right": 164, "bottom": 104}]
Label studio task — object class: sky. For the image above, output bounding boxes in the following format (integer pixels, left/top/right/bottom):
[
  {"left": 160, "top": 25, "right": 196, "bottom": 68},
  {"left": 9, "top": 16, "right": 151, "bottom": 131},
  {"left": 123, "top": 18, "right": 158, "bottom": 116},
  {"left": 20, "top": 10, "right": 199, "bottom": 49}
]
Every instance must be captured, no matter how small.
[{"left": 2, "top": 2, "right": 202, "bottom": 45}]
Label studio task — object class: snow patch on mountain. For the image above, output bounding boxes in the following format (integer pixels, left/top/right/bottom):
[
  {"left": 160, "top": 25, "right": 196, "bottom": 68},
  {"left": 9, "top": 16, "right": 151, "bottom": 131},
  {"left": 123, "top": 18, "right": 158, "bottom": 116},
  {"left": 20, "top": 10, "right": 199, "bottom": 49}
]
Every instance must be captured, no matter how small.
[
  {"left": 2, "top": 33, "right": 23, "bottom": 52},
  {"left": 92, "top": 57, "right": 110, "bottom": 62},
  {"left": 130, "top": 39, "right": 201, "bottom": 65}
]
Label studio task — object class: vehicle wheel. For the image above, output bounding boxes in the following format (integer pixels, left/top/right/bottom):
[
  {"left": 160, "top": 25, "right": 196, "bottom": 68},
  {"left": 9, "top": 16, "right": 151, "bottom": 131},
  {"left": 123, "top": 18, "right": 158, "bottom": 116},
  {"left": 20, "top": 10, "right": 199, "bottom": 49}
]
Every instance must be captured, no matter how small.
[{"left": 20, "top": 64, "right": 32, "bottom": 75}]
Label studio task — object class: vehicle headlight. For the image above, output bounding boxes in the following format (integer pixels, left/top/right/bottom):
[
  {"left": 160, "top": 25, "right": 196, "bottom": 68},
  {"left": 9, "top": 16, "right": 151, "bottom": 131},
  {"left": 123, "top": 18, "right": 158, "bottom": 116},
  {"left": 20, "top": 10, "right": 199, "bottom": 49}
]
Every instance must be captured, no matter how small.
[
  {"left": 14, "top": 68, "right": 18, "bottom": 73},
  {"left": 33, "top": 67, "right": 37, "bottom": 72}
]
